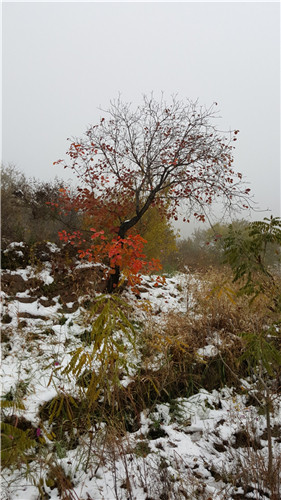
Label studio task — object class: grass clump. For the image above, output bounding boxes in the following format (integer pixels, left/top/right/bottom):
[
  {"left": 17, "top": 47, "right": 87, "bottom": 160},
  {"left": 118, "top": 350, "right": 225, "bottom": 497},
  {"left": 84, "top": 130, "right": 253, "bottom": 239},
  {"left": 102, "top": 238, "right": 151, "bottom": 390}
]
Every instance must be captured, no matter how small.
[{"left": 136, "top": 266, "right": 280, "bottom": 406}]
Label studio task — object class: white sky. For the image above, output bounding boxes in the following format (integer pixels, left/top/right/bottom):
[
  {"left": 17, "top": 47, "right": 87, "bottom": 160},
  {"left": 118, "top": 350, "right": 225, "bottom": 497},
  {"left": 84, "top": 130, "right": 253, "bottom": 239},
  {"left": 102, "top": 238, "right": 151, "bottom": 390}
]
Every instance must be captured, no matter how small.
[{"left": 2, "top": 2, "right": 280, "bottom": 236}]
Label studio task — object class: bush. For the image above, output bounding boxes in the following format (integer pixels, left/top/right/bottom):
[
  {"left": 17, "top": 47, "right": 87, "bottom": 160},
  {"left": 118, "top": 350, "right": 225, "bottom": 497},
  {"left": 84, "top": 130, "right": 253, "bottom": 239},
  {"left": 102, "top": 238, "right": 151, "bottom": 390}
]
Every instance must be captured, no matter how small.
[{"left": 1, "top": 164, "right": 81, "bottom": 248}]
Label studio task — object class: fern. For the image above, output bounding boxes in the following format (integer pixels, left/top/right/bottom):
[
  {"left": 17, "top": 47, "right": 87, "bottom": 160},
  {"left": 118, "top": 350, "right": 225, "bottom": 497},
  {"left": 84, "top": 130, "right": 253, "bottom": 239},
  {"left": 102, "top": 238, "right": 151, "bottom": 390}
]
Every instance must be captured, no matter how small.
[
  {"left": 47, "top": 295, "right": 137, "bottom": 424},
  {"left": 1, "top": 421, "right": 36, "bottom": 468}
]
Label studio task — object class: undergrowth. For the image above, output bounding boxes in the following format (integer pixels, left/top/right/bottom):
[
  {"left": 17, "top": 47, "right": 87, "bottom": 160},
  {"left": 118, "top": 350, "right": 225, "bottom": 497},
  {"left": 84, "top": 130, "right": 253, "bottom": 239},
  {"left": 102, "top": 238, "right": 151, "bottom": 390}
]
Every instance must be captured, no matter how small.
[{"left": 2, "top": 261, "right": 280, "bottom": 499}]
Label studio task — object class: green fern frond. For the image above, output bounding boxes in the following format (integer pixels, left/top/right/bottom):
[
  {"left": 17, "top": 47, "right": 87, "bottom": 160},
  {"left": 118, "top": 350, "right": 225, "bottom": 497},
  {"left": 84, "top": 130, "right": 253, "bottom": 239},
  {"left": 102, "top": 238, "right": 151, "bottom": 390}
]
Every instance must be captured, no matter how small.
[{"left": 1, "top": 422, "right": 36, "bottom": 468}]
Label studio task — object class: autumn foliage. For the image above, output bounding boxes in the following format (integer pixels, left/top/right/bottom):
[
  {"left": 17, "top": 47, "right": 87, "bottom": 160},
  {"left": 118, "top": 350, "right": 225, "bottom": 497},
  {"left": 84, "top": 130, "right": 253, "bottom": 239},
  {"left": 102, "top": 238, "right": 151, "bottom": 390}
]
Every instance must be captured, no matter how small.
[{"left": 58, "top": 228, "right": 162, "bottom": 290}]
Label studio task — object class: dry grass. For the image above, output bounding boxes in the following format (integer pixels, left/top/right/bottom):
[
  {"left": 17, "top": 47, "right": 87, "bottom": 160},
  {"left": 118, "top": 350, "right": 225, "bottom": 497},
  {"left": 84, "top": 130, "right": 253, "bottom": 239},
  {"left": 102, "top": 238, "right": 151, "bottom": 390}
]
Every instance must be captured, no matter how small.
[
  {"left": 135, "top": 267, "right": 280, "bottom": 402},
  {"left": 189, "top": 266, "right": 275, "bottom": 334},
  {"left": 220, "top": 413, "right": 281, "bottom": 500}
]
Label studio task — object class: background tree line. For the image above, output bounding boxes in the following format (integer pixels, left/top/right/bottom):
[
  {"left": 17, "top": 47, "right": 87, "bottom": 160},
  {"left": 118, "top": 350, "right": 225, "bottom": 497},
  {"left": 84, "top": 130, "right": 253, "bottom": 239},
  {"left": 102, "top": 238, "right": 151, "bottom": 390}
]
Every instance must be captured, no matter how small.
[{"left": 1, "top": 164, "right": 279, "bottom": 274}]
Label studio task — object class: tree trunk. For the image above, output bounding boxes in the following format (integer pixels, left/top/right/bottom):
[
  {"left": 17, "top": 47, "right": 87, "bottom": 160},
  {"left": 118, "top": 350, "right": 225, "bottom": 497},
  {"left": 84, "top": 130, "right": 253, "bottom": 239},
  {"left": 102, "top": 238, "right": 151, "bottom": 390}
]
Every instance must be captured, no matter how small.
[
  {"left": 106, "top": 223, "right": 128, "bottom": 293},
  {"left": 106, "top": 265, "right": 121, "bottom": 293}
]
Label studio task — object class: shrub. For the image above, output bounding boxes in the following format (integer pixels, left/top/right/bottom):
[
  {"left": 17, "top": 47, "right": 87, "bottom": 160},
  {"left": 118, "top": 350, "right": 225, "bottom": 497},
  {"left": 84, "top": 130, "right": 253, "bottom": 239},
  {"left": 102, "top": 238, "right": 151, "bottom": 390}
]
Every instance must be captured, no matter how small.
[{"left": 1, "top": 164, "right": 81, "bottom": 248}]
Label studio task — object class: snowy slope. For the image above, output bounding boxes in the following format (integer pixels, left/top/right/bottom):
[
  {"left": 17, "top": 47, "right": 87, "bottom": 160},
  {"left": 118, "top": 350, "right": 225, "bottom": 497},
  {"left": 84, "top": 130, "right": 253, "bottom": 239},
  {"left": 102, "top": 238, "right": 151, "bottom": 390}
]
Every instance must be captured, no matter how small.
[{"left": 1, "top": 243, "right": 280, "bottom": 500}]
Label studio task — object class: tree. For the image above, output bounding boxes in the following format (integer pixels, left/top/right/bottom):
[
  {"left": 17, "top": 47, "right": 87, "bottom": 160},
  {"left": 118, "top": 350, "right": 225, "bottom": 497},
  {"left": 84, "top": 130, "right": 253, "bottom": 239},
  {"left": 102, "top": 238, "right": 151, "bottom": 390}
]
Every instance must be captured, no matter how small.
[
  {"left": 134, "top": 205, "right": 178, "bottom": 269},
  {"left": 177, "top": 220, "right": 250, "bottom": 270},
  {"left": 54, "top": 94, "right": 250, "bottom": 291},
  {"left": 223, "top": 216, "right": 281, "bottom": 492}
]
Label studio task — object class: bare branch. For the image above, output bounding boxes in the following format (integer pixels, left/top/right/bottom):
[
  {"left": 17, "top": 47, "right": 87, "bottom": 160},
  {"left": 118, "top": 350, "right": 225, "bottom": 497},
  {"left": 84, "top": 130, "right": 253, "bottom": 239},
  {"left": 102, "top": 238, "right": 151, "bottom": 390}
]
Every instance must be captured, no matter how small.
[{"left": 60, "top": 94, "right": 251, "bottom": 235}]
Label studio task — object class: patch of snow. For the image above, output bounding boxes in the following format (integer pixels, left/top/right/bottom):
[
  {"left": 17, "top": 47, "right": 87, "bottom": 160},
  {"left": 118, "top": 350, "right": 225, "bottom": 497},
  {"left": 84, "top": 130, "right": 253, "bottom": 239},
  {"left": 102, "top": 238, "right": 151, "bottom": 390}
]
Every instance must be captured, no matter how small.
[
  {"left": 37, "top": 267, "right": 54, "bottom": 284},
  {"left": 3, "top": 299, "right": 59, "bottom": 321},
  {"left": 197, "top": 344, "right": 219, "bottom": 358},
  {"left": 45, "top": 242, "right": 60, "bottom": 253},
  {"left": 5, "top": 241, "right": 25, "bottom": 250}
]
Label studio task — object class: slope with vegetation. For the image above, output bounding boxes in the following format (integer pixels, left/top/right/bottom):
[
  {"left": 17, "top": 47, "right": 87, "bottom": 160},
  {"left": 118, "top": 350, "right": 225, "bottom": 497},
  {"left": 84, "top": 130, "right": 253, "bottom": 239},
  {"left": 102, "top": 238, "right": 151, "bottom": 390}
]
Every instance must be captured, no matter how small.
[{"left": 1, "top": 214, "right": 281, "bottom": 500}]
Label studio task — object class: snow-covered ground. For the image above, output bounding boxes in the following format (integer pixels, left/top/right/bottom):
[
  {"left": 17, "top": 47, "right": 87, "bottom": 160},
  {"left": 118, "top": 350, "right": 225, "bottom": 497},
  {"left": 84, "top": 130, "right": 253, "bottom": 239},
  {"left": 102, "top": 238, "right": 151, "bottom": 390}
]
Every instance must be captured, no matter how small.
[{"left": 1, "top": 244, "right": 280, "bottom": 500}]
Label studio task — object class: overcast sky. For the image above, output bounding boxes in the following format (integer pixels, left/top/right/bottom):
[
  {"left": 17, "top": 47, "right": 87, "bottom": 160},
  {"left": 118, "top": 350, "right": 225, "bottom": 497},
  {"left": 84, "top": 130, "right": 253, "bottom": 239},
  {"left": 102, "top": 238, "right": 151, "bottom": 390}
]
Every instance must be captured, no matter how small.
[{"left": 2, "top": 2, "right": 280, "bottom": 236}]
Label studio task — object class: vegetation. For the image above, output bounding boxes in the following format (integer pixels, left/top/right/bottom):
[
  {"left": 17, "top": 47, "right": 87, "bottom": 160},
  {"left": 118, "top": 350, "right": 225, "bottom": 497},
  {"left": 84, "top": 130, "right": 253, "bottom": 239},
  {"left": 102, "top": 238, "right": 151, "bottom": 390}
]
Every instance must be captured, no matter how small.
[
  {"left": 1, "top": 164, "right": 81, "bottom": 249},
  {"left": 1, "top": 114, "right": 280, "bottom": 497},
  {"left": 2, "top": 248, "right": 280, "bottom": 498},
  {"left": 223, "top": 215, "right": 281, "bottom": 491},
  {"left": 53, "top": 94, "right": 250, "bottom": 290}
]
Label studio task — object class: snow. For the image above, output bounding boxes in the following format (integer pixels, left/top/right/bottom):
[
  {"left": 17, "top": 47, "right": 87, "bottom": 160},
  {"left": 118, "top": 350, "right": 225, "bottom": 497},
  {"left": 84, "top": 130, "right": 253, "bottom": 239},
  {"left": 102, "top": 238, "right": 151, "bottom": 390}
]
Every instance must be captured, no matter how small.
[
  {"left": 4, "top": 299, "right": 57, "bottom": 322},
  {"left": 197, "top": 344, "right": 219, "bottom": 358},
  {"left": 45, "top": 242, "right": 60, "bottom": 253},
  {"left": 5, "top": 241, "right": 25, "bottom": 249},
  {"left": 1, "top": 255, "right": 281, "bottom": 500}
]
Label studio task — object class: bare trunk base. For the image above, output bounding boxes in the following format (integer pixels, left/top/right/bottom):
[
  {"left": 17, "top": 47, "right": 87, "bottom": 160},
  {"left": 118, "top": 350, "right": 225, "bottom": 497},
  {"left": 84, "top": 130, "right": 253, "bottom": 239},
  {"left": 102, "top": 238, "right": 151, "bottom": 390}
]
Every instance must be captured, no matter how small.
[{"left": 106, "top": 266, "right": 121, "bottom": 293}]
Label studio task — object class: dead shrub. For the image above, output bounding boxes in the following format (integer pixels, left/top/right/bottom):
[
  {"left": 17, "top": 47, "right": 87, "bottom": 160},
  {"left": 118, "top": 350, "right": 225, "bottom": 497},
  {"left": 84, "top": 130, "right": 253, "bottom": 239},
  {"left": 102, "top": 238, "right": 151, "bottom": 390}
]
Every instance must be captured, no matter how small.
[
  {"left": 190, "top": 267, "right": 272, "bottom": 335},
  {"left": 135, "top": 267, "right": 278, "bottom": 402}
]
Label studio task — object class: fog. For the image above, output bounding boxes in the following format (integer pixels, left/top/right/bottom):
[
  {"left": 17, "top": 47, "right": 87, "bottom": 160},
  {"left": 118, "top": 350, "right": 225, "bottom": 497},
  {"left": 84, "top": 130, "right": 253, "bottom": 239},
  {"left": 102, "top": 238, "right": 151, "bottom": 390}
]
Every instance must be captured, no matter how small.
[{"left": 2, "top": 2, "right": 280, "bottom": 236}]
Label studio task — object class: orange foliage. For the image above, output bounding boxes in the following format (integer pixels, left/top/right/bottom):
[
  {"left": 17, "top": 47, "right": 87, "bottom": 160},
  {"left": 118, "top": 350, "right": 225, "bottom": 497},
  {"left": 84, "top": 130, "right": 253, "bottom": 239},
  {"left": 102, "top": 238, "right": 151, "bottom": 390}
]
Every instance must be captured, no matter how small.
[{"left": 58, "top": 229, "right": 162, "bottom": 290}]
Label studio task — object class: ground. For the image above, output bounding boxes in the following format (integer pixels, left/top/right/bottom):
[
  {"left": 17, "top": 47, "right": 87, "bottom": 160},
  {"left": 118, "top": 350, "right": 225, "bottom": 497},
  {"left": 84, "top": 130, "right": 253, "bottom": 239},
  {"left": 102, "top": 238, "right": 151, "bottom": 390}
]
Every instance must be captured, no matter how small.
[{"left": 1, "top": 242, "right": 281, "bottom": 500}]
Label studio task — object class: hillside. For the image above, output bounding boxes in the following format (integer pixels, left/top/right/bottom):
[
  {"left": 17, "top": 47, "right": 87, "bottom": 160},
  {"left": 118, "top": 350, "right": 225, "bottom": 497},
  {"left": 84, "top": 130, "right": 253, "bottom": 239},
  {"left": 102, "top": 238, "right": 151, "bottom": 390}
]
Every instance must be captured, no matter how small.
[{"left": 1, "top": 242, "right": 281, "bottom": 500}]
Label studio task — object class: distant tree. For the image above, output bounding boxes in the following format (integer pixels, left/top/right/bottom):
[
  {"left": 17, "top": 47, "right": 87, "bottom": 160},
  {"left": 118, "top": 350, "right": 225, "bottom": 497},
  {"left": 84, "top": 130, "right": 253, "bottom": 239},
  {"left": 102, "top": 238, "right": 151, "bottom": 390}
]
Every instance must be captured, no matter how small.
[
  {"left": 134, "top": 205, "right": 178, "bottom": 269},
  {"left": 54, "top": 94, "right": 250, "bottom": 291},
  {"left": 177, "top": 220, "right": 249, "bottom": 270}
]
